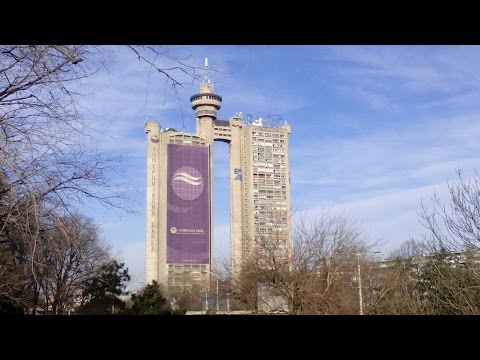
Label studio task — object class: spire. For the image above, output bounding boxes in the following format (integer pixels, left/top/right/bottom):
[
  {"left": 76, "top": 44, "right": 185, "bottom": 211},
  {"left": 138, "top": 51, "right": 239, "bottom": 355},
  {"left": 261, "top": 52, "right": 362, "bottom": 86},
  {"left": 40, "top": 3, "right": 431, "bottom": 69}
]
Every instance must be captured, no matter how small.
[
  {"left": 204, "top": 57, "right": 209, "bottom": 84},
  {"left": 200, "top": 57, "right": 213, "bottom": 93}
]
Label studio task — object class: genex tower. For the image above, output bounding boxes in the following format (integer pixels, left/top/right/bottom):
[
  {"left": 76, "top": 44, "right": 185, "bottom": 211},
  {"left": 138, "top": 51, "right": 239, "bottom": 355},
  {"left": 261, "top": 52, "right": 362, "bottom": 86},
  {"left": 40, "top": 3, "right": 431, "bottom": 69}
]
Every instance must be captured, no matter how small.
[{"left": 145, "top": 65, "right": 292, "bottom": 293}]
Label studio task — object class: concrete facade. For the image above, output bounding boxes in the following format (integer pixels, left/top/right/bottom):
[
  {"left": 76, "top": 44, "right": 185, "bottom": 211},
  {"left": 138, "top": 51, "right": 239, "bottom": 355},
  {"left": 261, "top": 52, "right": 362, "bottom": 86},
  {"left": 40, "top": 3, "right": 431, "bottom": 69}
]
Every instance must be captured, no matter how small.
[{"left": 145, "top": 79, "right": 292, "bottom": 292}]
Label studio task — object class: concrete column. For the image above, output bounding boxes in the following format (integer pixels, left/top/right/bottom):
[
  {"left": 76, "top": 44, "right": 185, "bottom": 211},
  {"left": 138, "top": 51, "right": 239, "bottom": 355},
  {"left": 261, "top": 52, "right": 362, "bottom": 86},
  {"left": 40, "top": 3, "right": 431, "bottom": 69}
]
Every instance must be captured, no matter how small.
[
  {"left": 145, "top": 120, "right": 161, "bottom": 284},
  {"left": 229, "top": 116, "right": 243, "bottom": 276}
]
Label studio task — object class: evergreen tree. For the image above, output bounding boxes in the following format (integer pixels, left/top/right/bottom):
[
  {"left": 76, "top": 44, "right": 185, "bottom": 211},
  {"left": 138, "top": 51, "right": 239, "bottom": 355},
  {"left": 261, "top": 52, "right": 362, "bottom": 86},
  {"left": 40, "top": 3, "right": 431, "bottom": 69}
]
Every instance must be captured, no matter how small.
[
  {"left": 128, "top": 281, "right": 172, "bottom": 315},
  {"left": 75, "top": 260, "right": 130, "bottom": 315}
]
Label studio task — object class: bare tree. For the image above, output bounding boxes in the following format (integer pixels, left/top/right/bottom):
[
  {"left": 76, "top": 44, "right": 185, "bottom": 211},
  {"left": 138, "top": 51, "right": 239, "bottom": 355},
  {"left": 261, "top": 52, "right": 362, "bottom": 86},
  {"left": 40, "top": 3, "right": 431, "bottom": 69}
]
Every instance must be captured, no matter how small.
[
  {"left": 416, "top": 251, "right": 480, "bottom": 314},
  {"left": 0, "top": 45, "right": 208, "bottom": 311},
  {"left": 0, "top": 45, "right": 206, "bottom": 217},
  {"left": 228, "top": 211, "right": 373, "bottom": 314},
  {"left": 0, "top": 191, "right": 44, "bottom": 311},
  {"left": 420, "top": 168, "right": 480, "bottom": 253},
  {"left": 414, "top": 168, "right": 480, "bottom": 314},
  {"left": 289, "top": 212, "right": 373, "bottom": 314},
  {"left": 0, "top": 46, "right": 128, "bottom": 216},
  {"left": 369, "top": 169, "right": 480, "bottom": 315},
  {"left": 0, "top": 207, "right": 110, "bottom": 314},
  {"left": 34, "top": 213, "right": 110, "bottom": 314},
  {"left": 126, "top": 46, "right": 204, "bottom": 89},
  {"left": 367, "top": 239, "right": 429, "bottom": 315},
  {"left": 126, "top": 46, "right": 214, "bottom": 126}
]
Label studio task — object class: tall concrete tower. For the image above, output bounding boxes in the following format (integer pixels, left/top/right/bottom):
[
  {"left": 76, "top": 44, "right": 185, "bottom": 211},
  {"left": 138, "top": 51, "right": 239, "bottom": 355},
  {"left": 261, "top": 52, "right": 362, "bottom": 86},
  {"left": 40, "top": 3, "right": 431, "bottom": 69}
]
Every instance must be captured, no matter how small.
[
  {"left": 145, "top": 63, "right": 292, "bottom": 304},
  {"left": 145, "top": 120, "right": 162, "bottom": 285},
  {"left": 240, "top": 122, "right": 292, "bottom": 267},
  {"left": 191, "top": 81, "right": 222, "bottom": 143},
  {"left": 190, "top": 80, "right": 222, "bottom": 261}
]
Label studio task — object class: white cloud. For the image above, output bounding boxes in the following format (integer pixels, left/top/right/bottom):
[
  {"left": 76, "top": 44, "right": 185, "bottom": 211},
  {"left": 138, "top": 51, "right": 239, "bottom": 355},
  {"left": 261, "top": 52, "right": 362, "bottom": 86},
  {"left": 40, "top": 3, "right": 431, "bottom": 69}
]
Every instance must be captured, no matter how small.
[
  {"left": 296, "top": 181, "right": 452, "bottom": 254},
  {"left": 289, "top": 101, "right": 480, "bottom": 255},
  {"left": 318, "top": 46, "right": 480, "bottom": 111},
  {"left": 291, "top": 111, "right": 480, "bottom": 195}
]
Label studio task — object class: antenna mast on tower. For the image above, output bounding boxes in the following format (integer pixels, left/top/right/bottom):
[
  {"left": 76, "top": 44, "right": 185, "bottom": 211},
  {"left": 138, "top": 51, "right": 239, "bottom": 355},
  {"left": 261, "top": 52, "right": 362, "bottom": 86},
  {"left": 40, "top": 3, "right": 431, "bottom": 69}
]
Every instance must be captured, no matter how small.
[{"left": 204, "top": 57, "right": 209, "bottom": 82}]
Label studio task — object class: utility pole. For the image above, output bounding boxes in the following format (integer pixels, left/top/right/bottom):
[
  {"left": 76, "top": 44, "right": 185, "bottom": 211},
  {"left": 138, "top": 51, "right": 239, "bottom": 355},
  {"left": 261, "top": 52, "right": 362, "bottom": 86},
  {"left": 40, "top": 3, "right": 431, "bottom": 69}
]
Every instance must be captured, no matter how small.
[
  {"left": 216, "top": 275, "right": 219, "bottom": 312},
  {"left": 356, "top": 251, "right": 380, "bottom": 315},
  {"left": 356, "top": 253, "right": 363, "bottom": 315}
]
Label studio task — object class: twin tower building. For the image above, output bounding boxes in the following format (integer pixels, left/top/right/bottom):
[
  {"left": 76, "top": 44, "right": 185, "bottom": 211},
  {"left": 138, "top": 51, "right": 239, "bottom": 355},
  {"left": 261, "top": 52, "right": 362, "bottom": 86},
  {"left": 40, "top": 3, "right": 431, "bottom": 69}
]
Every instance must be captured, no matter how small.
[{"left": 145, "top": 77, "right": 292, "bottom": 292}]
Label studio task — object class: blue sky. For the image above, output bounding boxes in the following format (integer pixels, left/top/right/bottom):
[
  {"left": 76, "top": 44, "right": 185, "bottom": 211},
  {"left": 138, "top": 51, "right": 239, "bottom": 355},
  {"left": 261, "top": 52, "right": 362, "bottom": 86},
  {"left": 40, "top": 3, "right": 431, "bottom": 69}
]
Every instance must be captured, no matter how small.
[{"left": 75, "top": 45, "right": 480, "bottom": 290}]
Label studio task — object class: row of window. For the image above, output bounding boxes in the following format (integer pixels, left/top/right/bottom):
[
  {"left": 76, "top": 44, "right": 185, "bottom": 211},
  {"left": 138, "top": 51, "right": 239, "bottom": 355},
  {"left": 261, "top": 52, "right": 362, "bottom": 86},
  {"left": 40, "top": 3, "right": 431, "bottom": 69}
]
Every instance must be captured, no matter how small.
[
  {"left": 256, "top": 227, "right": 289, "bottom": 233},
  {"left": 255, "top": 218, "right": 288, "bottom": 223},
  {"left": 214, "top": 133, "right": 231, "bottom": 138},
  {"left": 255, "top": 205, "right": 287, "bottom": 210},
  {"left": 191, "top": 95, "right": 220, "bottom": 102},
  {"left": 254, "top": 154, "right": 286, "bottom": 159},
  {"left": 253, "top": 161, "right": 286, "bottom": 166},
  {"left": 254, "top": 203, "right": 287, "bottom": 208},
  {"left": 254, "top": 179, "right": 286, "bottom": 185},
  {"left": 254, "top": 195, "right": 286, "bottom": 200},
  {"left": 254, "top": 165, "right": 286, "bottom": 170},
  {"left": 252, "top": 138, "right": 285, "bottom": 143},
  {"left": 168, "top": 270, "right": 208, "bottom": 275},
  {"left": 168, "top": 135, "right": 206, "bottom": 146},
  {"left": 253, "top": 144, "right": 286, "bottom": 149},
  {"left": 169, "top": 264, "right": 207, "bottom": 269},
  {"left": 214, "top": 127, "right": 231, "bottom": 133},
  {"left": 253, "top": 148, "right": 286, "bottom": 154},
  {"left": 255, "top": 209, "right": 288, "bottom": 215},
  {"left": 253, "top": 174, "right": 287, "bottom": 180},
  {"left": 251, "top": 131, "right": 286, "bottom": 138},
  {"left": 254, "top": 187, "right": 287, "bottom": 192}
]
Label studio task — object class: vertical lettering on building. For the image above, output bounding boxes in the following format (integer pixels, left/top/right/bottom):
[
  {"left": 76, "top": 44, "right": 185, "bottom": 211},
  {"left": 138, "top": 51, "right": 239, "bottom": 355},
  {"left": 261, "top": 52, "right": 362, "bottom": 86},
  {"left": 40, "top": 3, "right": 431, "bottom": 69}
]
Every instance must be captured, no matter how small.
[{"left": 150, "top": 145, "right": 158, "bottom": 252}]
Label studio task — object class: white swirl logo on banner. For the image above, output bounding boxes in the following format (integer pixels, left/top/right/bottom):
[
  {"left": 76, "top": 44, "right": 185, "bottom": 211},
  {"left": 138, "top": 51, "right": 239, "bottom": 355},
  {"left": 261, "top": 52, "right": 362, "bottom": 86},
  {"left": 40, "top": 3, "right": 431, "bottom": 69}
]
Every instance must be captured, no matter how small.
[{"left": 171, "top": 166, "right": 204, "bottom": 201}]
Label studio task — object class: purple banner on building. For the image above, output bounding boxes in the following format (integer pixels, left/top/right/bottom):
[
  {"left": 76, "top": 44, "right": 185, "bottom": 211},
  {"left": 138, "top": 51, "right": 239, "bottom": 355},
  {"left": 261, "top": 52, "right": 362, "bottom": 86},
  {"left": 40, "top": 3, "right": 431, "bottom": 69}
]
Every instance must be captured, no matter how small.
[{"left": 167, "top": 144, "right": 210, "bottom": 264}]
